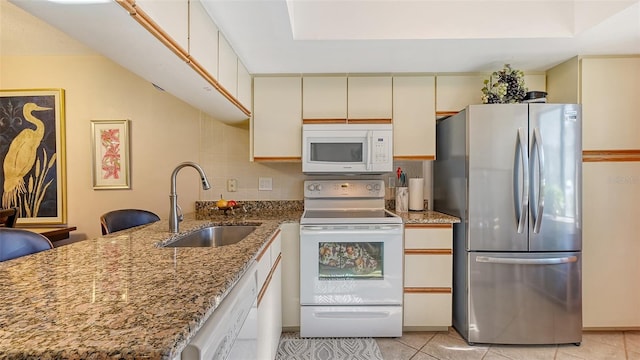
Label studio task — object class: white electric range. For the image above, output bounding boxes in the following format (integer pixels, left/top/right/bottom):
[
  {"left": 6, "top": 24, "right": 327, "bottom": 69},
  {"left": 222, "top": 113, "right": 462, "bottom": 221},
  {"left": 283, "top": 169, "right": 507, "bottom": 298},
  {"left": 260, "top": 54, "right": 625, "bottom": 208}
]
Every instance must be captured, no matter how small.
[{"left": 299, "top": 179, "right": 403, "bottom": 338}]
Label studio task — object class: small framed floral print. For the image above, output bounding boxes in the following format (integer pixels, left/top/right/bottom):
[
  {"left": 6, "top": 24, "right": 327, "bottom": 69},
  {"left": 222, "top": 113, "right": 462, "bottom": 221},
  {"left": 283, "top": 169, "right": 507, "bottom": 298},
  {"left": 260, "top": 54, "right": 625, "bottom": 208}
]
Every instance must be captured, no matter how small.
[{"left": 91, "top": 120, "right": 131, "bottom": 189}]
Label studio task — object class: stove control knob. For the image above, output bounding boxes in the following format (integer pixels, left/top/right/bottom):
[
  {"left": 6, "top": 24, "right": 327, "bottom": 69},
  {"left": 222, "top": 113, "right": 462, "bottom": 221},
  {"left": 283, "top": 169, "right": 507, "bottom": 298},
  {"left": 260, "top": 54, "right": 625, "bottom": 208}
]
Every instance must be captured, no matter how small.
[
  {"left": 316, "top": 184, "right": 323, "bottom": 191},
  {"left": 307, "top": 184, "right": 317, "bottom": 191},
  {"left": 374, "top": 184, "right": 381, "bottom": 191},
  {"left": 366, "top": 184, "right": 373, "bottom": 191}
]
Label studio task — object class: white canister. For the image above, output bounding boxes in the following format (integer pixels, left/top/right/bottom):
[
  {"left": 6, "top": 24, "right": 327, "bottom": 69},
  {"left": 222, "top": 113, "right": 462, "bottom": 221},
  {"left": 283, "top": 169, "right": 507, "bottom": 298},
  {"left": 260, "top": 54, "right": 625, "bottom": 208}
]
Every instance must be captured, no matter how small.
[
  {"left": 409, "top": 178, "right": 425, "bottom": 211},
  {"left": 396, "top": 187, "right": 409, "bottom": 212}
]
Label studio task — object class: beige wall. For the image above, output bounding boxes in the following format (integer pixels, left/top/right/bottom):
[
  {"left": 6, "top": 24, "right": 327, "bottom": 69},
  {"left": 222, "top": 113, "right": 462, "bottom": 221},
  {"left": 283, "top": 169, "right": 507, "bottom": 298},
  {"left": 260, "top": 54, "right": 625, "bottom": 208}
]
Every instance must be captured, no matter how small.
[{"left": 1, "top": 53, "right": 205, "bottom": 240}]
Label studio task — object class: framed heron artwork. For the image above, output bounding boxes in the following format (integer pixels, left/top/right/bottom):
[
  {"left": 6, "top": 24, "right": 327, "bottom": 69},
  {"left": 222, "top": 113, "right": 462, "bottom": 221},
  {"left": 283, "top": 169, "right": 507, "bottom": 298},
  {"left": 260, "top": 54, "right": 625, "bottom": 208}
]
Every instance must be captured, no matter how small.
[
  {"left": 90, "top": 119, "right": 131, "bottom": 190},
  {"left": 0, "top": 89, "right": 67, "bottom": 225}
]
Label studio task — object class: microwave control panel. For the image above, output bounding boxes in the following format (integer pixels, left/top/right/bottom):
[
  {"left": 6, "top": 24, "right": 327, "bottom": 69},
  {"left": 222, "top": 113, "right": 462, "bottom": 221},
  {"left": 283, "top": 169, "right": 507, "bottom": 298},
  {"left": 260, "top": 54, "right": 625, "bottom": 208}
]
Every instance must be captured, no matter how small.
[{"left": 372, "top": 135, "right": 390, "bottom": 164}]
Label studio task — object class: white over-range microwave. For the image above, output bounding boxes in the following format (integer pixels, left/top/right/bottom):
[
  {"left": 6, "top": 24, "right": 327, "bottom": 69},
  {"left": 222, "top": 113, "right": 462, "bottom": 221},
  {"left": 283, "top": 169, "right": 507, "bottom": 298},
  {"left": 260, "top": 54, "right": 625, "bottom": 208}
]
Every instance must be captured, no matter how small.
[{"left": 302, "top": 123, "right": 393, "bottom": 174}]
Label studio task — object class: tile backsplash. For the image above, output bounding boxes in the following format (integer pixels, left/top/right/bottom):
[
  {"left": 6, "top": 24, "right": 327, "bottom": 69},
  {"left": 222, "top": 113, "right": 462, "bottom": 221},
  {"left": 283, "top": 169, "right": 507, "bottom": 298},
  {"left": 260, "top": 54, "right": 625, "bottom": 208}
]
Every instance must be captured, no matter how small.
[{"left": 199, "top": 117, "right": 432, "bottom": 202}]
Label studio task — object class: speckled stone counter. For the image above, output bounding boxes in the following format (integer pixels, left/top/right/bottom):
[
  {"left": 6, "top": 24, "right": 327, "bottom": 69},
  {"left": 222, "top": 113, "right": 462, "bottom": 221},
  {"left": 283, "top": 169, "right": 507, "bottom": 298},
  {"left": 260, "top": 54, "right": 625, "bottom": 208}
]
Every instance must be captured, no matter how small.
[
  {"left": 0, "top": 215, "right": 287, "bottom": 359},
  {"left": 0, "top": 200, "right": 456, "bottom": 359},
  {"left": 389, "top": 209, "right": 460, "bottom": 224}
]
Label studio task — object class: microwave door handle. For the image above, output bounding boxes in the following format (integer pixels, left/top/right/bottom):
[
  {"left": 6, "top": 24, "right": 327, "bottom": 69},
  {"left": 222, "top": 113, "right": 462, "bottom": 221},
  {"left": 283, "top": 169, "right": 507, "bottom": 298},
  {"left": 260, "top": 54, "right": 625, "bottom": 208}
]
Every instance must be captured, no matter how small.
[{"left": 367, "top": 131, "right": 373, "bottom": 170}]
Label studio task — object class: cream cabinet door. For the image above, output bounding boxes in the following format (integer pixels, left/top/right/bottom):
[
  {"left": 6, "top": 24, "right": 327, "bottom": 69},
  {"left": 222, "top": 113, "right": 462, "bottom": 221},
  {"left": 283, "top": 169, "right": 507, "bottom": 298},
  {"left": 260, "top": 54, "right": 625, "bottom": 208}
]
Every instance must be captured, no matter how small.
[
  {"left": 403, "top": 224, "right": 453, "bottom": 330},
  {"left": 237, "top": 61, "right": 251, "bottom": 110},
  {"left": 347, "top": 76, "right": 392, "bottom": 119},
  {"left": 135, "top": 0, "right": 188, "bottom": 51},
  {"left": 218, "top": 33, "right": 238, "bottom": 97},
  {"left": 393, "top": 76, "right": 436, "bottom": 159},
  {"left": 188, "top": 0, "right": 218, "bottom": 79},
  {"left": 257, "top": 233, "right": 282, "bottom": 360},
  {"left": 302, "top": 76, "right": 347, "bottom": 120},
  {"left": 436, "top": 75, "right": 486, "bottom": 113},
  {"left": 581, "top": 57, "right": 640, "bottom": 150},
  {"left": 404, "top": 293, "right": 452, "bottom": 328},
  {"left": 252, "top": 77, "right": 302, "bottom": 160},
  {"left": 582, "top": 162, "right": 640, "bottom": 328}
]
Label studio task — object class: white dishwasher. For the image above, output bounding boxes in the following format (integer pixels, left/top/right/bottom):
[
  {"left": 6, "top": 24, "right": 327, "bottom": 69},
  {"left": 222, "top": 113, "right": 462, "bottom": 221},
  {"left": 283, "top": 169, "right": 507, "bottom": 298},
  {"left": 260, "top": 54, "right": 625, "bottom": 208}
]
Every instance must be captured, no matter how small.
[{"left": 181, "top": 262, "right": 258, "bottom": 360}]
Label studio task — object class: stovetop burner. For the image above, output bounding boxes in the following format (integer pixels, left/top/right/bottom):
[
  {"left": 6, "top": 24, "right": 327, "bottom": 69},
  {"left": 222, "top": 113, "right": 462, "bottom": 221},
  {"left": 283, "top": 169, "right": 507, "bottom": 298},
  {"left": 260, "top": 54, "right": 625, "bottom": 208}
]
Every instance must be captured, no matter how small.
[{"left": 301, "top": 180, "right": 402, "bottom": 225}]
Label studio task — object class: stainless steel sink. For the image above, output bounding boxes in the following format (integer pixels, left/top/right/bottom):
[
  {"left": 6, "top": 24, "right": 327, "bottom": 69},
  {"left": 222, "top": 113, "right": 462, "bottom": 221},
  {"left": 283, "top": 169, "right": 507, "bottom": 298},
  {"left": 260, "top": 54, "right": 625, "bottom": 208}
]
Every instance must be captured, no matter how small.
[{"left": 163, "top": 225, "right": 257, "bottom": 247}]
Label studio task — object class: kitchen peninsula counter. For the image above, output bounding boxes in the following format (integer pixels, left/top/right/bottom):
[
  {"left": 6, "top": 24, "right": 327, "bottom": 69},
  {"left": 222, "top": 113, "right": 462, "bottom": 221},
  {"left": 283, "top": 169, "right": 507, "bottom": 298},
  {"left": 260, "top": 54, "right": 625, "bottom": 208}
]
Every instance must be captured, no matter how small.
[
  {"left": 0, "top": 215, "right": 288, "bottom": 359},
  {"left": 0, "top": 200, "right": 455, "bottom": 359}
]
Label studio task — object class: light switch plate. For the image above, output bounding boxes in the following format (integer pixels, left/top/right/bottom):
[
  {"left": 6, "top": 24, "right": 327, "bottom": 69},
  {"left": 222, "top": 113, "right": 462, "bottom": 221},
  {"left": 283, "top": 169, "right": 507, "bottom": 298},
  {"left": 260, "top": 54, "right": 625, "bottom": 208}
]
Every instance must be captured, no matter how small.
[
  {"left": 227, "top": 179, "right": 237, "bottom": 192},
  {"left": 259, "top": 177, "right": 272, "bottom": 191}
]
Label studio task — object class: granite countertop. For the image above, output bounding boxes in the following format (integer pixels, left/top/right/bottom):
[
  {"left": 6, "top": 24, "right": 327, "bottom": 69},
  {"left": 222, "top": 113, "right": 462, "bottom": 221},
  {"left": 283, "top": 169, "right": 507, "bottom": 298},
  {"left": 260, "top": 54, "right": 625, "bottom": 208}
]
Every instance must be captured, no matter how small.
[
  {"left": 0, "top": 200, "right": 457, "bottom": 359},
  {"left": 0, "top": 215, "right": 287, "bottom": 359},
  {"left": 389, "top": 209, "right": 460, "bottom": 224}
]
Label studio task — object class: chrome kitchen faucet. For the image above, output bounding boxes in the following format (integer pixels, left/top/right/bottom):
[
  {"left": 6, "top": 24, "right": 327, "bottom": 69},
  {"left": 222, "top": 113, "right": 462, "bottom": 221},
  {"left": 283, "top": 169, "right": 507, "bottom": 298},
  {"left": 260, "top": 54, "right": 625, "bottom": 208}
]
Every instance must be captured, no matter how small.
[{"left": 169, "top": 162, "right": 211, "bottom": 233}]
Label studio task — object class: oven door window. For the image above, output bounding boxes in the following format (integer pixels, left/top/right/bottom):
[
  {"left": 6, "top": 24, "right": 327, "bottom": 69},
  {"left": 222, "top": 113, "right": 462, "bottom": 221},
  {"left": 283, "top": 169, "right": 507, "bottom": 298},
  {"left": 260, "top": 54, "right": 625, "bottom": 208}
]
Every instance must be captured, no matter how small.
[
  {"left": 310, "top": 142, "right": 363, "bottom": 163},
  {"left": 318, "top": 242, "right": 383, "bottom": 279}
]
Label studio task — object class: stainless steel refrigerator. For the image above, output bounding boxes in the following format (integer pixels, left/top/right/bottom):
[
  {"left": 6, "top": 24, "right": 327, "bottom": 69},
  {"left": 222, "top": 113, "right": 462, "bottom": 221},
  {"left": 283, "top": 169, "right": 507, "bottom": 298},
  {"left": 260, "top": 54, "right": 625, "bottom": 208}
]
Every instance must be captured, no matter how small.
[{"left": 434, "top": 104, "right": 582, "bottom": 345}]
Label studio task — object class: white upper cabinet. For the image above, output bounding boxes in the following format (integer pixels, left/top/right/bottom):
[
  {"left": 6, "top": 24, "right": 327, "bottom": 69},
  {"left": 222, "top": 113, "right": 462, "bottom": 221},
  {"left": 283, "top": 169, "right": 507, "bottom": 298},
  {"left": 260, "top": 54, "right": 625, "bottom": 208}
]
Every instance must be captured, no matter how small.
[
  {"left": 436, "top": 75, "right": 485, "bottom": 113},
  {"left": 237, "top": 60, "right": 252, "bottom": 109},
  {"left": 348, "top": 76, "right": 392, "bottom": 119},
  {"left": 581, "top": 57, "right": 640, "bottom": 150},
  {"left": 253, "top": 76, "right": 302, "bottom": 160},
  {"left": 135, "top": 0, "right": 189, "bottom": 51},
  {"left": 393, "top": 76, "right": 436, "bottom": 159},
  {"left": 188, "top": 0, "right": 218, "bottom": 79},
  {"left": 218, "top": 33, "right": 238, "bottom": 97},
  {"left": 302, "top": 76, "right": 347, "bottom": 120}
]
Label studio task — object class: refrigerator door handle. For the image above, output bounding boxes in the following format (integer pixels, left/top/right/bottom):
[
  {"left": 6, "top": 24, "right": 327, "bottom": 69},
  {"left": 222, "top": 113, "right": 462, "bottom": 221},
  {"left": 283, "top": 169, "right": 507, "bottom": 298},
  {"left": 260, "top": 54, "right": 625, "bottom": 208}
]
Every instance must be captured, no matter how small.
[
  {"left": 514, "top": 128, "right": 529, "bottom": 234},
  {"left": 531, "top": 128, "right": 545, "bottom": 234},
  {"left": 476, "top": 255, "right": 578, "bottom": 265}
]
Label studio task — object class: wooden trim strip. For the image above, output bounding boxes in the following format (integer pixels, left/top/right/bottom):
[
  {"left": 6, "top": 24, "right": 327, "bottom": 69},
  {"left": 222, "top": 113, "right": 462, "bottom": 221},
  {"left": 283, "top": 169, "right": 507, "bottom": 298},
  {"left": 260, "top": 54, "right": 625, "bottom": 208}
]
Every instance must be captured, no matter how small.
[
  {"left": 346, "top": 118, "right": 393, "bottom": 124},
  {"left": 302, "top": 119, "right": 347, "bottom": 124},
  {"left": 405, "top": 249, "right": 452, "bottom": 255},
  {"left": 253, "top": 157, "right": 302, "bottom": 162},
  {"left": 116, "top": 0, "right": 251, "bottom": 117},
  {"left": 119, "top": 0, "right": 187, "bottom": 61},
  {"left": 258, "top": 253, "right": 282, "bottom": 306},
  {"left": 257, "top": 229, "right": 281, "bottom": 262},
  {"left": 405, "top": 223, "right": 453, "bottom": 229},
  {"left": 404, "top": 287, "right": 451, "bottom": 294},
  {"left": 394, "top": 155, "right": 436, "bottom": 161},
  {"left": 436, "top": 111, "right": 459, "bottom": 118},
  {"left": 583, "top": 150, "right": 640, "bottom": 162}
]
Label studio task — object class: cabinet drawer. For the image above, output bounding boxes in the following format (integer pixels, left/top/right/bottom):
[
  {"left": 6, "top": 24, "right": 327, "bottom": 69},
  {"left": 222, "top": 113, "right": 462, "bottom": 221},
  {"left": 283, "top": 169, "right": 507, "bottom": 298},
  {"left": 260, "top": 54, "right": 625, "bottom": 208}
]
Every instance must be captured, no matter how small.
[
  {"left": 404, "top": 254, "right": 452, "bottom": 287},
  {"left": 404, "top": 226, "right": 452, "bottom": 249},
  {"left": 403, "top": 293, "right": 452, "bottom": 327}
]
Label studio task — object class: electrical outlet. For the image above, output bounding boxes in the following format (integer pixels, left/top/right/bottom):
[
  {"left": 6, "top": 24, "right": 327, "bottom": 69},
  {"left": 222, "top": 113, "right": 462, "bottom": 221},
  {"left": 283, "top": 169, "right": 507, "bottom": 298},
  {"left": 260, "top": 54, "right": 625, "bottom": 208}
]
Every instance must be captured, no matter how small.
[
  {"left": 258, "top": 177, "right": 272, "bottom": 191},
  {"left": 227, "top": 179, "right": 238, "bottom": 192}
]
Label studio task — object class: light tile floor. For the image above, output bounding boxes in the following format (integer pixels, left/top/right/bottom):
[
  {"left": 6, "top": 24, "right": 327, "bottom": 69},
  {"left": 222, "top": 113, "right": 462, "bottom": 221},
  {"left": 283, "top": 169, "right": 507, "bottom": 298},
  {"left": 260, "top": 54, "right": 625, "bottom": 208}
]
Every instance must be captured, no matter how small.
[{"left": 375, "top": 328, "right": 640, "bottom": 360}]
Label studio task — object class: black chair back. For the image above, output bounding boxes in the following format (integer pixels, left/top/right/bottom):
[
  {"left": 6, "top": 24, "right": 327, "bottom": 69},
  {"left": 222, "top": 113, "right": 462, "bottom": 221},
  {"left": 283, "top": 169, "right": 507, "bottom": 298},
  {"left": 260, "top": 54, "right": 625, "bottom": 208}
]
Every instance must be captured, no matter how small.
[
  {"left": 100, "top": 209, "right": 160, "bottom": 235},
  {"left": 0, "top": 228, "right": 53, "bottom": 262}
]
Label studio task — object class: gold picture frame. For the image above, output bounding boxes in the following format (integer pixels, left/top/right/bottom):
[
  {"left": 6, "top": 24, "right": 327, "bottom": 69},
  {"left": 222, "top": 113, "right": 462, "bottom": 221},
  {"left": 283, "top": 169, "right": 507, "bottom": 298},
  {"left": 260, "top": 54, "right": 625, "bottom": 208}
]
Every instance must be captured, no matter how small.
[
  {"left": 0, "top": 89, "right": 67, "bottom": 225},
  {"left": 91, "top": 120, "right": 131, "bottom": 190}
]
